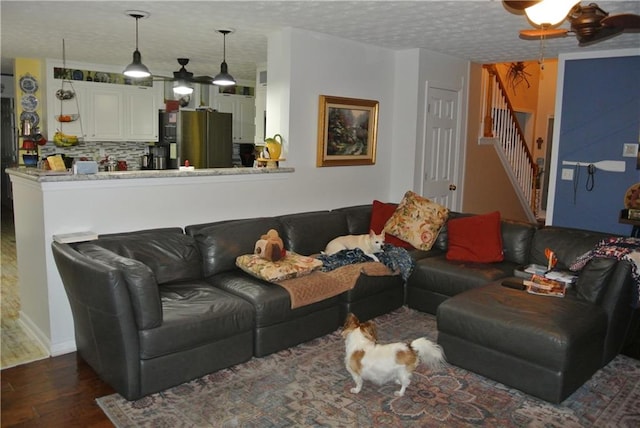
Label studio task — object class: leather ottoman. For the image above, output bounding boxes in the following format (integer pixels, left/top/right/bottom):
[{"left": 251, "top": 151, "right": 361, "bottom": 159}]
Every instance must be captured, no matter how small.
[{"left": 436, "top": 281, "right": 607, "bottom": 403}]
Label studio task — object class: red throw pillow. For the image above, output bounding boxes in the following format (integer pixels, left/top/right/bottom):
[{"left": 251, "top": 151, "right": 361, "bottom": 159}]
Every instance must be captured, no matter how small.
[
  {"left": 446, "top": 211, "right": 504, "bottom": 262},
  {"left": 370, "top": 200, "right": 414, "bottom": 249}
]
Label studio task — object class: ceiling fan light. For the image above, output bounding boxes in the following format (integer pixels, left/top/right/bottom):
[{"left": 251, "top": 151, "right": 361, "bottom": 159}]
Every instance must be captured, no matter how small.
[
  {"left": 212, "top": 61, "right": 236, "bottom": 86},
  {"left": 173, "top": 79, "right": 194, "bottom": 95},
  {"left": 123, "top": 49, "right": 151, "bottom": 78},
  {"left": 525, "top": 0, "right": 579, "bottom": 26}
]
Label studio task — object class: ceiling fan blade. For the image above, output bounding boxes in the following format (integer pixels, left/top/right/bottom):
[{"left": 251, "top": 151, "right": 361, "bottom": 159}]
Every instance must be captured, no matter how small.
[
  {"left": 601, "top": 13, "right": 640, "bottom": 29},
  {"left": 578, "top": 25, "right": 625, "bottom": 46},
  {"left": 504, "top": 1, "right": 540, "bottom": 11},
  {"left": 192, "top": 76, "right": 215, "bottom": 84},
  {"left": 519, "top": 28, "right": 569, "bottom": 39}
]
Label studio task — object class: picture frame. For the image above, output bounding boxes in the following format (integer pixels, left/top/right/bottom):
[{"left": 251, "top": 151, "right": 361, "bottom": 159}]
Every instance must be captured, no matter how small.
[{"left": 316, "top": 95, "right": 379, "bottom": 167}]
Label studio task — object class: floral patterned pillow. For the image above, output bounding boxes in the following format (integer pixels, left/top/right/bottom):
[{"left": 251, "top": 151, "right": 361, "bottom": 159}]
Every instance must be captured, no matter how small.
[
  {"left": 236, "top": 252, "right": 323, "bottom": 282},
  {"left": 383, "top": 190, "right": 449, "bottom": 251}
]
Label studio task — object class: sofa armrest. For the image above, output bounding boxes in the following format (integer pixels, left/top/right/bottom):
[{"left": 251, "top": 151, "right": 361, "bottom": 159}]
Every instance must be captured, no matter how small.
[
  {"left": 598, "top": 260, "right": 636, "bottom": 364},
  {"left": 75, "top": 243, "right": 162, "bottom": 330},
  {"left": 52, "top": 241, "right": 144, "bottom": 399}
]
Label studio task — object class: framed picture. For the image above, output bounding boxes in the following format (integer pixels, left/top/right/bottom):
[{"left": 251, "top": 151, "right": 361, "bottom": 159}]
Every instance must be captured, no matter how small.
[{"left": 317, "top": 95, "right": 379, "bottom": 167}]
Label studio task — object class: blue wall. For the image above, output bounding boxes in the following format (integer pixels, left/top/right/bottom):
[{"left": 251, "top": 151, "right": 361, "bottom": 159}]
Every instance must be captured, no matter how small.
[{"left": 553, "top": 55, "right": 640, "bottom": 235}]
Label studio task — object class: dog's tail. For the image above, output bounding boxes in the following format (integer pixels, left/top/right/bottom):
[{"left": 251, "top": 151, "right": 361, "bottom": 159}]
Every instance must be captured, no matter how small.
[{"left": 411, "top": 338, "right": 445, "bottom": 370}]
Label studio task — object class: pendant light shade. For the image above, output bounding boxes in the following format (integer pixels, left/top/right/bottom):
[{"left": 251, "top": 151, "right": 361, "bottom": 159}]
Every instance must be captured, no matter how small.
[
  {"left": 123, "top": 11, "right": 151, "bottom": 78},
  {"left": 212, "top": 30, "right": 236, "bottom": 86}
]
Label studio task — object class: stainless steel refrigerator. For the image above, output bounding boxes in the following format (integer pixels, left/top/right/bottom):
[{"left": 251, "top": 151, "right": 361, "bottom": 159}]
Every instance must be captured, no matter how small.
[{"left": 160, "top": 109, "right": 232, "bottom": 169}]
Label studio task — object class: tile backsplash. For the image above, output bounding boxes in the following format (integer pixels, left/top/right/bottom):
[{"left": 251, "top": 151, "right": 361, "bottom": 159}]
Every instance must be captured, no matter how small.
[{"left": 40, "top": 140, "right": 151, "bottom": 170}]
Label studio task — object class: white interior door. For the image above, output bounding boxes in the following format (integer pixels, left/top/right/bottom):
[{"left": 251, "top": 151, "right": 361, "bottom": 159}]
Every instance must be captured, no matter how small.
[{"left": 422, "top": 86, "right": 463, "bottom": 211}]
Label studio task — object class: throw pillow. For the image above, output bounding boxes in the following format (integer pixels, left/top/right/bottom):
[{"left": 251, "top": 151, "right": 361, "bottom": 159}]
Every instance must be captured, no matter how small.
[
  {"left": 383, "top": 190, "right": 449, "bottom": 251},
  {"left": 236, "top": 251, "right": 323, "bottom": 282},
  {"left": 370, "top": 200, "right": 414, "bottom": 249},
  {"left": 446, "top": 211, "right": 504, "bottom": 263}
]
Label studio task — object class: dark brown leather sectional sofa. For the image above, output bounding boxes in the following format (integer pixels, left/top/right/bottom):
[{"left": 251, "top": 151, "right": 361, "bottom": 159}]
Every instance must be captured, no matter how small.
[{"left": 52, "top": 205, "right": 636, "bottom": 402}]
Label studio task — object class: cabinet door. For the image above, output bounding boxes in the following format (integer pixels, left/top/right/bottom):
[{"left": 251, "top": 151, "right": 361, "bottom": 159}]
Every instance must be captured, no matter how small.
[
  {"left": 236, "top": 96, "right": 256, "bottom": 144},
  {"left": 125, "top": 86, "right": 158, "bottom": 141},
  {"left": 87, "top": 88, "right": 123, "bottom": 141},
  {"left": 212, "top": 94, "right": 255, "bottom": 143}
]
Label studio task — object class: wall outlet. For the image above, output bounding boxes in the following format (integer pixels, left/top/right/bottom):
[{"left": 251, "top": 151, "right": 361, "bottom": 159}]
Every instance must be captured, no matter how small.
[
  {"left": 623, "top": 143, "right": 638, "bottom": 158},
  {"left": 561, "top": 168, "right": 574, "bottom": 181}
]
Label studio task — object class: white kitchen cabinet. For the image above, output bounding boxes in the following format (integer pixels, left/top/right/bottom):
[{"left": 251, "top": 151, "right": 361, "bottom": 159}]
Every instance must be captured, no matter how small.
[
  {"left": 86, "top": 87, "right": 123, "bottom": 140},
  {"left": 124, "top": 86, "right": 158, "bottom": 141},
  {"left": 212, "top": 93, "right": 255, "bottom": 143}
]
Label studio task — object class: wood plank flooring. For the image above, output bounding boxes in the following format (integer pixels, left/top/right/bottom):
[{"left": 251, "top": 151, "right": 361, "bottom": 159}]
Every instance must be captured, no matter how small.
[{"left": 1, "top": 352, "right": 115, "bottom": 427}]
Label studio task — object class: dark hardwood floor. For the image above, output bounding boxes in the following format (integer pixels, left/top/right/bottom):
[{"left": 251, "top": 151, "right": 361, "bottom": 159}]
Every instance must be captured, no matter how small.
[{"left": 1, "top": 352, "right": 114, "bottom": 427}]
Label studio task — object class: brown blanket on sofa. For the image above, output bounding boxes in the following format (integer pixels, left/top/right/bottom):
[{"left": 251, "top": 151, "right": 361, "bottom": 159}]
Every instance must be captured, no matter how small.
[{"left": 276, "top": 262, "right": 395, "bottom": 309}]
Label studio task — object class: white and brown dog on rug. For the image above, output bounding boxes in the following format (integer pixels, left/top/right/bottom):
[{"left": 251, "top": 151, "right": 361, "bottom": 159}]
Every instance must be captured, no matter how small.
[{"left": 341, "top": 313, "right": 445, "bottom": 397}]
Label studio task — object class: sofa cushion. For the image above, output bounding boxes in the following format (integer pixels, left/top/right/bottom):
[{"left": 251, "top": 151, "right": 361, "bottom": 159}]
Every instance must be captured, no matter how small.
[
  {"left": 575, "top": 257, "right": 619, "bottom": 304},
  {"left": 139, "top": 282, "right": 254, "bottom": 359},
  {"left": 446, "top": 211, "right": 504, "bottom": 263},
  {"left": 334, "top": 204, "right": 373, "bottom": 235},
  {"left": 192, "top": 217, "right": 281, "bottom": 277},
  {"left": 76, "top": 243, "right": 162, "bottom": 330},
  {"left": 279, "top": 210, "right": 349, "bottom": 255},
  {"left": 501, "top": 220, "right": 538, "bottom": 265},
  {"left": 383, "top": 190, "right": 448, "bottom": 251},
  {"left": 236, "top": 252, "right": 323, "bottom": 282},
  {"left": 370, "top": 200, "right": 414, "bottom": 249},
  {"left": 410, "top": 254, "right": 517, "bottom": 297},
  {"left": 530, "top": 227, "right": 612, "bottom": 270},
  {"left": 92, "top": 231, "right": 202, "bottom": 285}
]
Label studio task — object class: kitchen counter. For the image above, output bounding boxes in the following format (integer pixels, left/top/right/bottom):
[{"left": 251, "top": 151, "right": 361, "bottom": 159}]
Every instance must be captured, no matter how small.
[
  {"left": 6, "top": 166, "right": 295, "bottom": 182},
  {"left": 6, "top": 164, "right": 296, "bottom": 356}
]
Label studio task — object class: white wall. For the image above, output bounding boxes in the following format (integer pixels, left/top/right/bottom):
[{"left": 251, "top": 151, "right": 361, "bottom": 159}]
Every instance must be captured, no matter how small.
[
  {"left": 267, "top": 28, "right": 397, "bottom": 209},
  {"left": 389, "top": 49, "right": 469, "bottom": 203}
]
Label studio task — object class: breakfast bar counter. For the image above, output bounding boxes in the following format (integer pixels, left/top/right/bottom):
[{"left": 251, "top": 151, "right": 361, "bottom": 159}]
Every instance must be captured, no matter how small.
[
  {"left": 6, "top": 165, "right": 295, "bottom": 357},
  {"left": 7, "top": 166, "right": 295, "bottom": 182}
]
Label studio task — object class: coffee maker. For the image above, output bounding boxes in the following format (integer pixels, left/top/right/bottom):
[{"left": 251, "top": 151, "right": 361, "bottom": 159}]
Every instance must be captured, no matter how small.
[{"left": 142, "top": 145, "right": 168, "bottom": 170}]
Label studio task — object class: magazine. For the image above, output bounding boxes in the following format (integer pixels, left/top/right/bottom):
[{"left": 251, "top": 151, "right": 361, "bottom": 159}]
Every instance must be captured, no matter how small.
[
  {"left": 513, "top": 264, "right": 578, "bottom": 286},
  {"left": 523, "top": 275, "right": 567, "bottom": 297}
]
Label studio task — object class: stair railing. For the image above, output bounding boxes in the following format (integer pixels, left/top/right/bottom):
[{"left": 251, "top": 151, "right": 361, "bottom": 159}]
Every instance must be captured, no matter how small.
[{"left": 481, "top": 64, "right": 538, "bottom": 216}]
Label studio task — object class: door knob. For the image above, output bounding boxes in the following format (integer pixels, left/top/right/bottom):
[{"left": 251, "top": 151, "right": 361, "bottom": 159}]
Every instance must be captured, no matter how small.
[{"left": 449, "top": 184, "right": 457, "bottom": 191}]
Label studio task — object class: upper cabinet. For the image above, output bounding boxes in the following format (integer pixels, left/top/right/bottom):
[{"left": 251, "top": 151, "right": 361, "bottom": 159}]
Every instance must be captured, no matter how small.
[
  {"left": 46, "top": 59, "right": 161, "bottom": 143},
  {"left": 211, "top": 92, "right": 256, "bottom": 144}
]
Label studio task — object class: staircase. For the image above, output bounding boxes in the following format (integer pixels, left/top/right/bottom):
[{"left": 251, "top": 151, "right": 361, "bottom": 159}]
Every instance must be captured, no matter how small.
[{"left": 480, "top": 64, "right": 538, "bottom": 223}]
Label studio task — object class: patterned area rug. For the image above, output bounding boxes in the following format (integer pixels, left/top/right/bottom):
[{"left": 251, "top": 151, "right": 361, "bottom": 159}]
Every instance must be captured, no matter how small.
[{"left": 97, "top": 307, "right": 640, "bottom": 427}]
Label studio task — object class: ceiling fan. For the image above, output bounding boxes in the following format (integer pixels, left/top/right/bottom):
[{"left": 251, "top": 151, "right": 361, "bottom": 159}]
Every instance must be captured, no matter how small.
[
  {"left": 154, "top": 58, "right": 216, "bottom": 86},
  {"left": 505, "top": 1, "right": 640, "bottom": 46}
]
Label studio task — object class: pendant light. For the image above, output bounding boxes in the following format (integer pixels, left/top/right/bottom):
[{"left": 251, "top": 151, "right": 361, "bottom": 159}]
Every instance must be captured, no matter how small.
[
  {"left": 212, "top": 29, "right": 236, "bottom": 86},
  {"left": 123, "top": 10, "right": 151, "bottom": 78}
]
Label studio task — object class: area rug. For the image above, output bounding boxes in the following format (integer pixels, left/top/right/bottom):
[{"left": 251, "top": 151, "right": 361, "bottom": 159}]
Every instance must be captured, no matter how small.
[{"left": 97, "top": 307, "right": 640, "bottom": 427}]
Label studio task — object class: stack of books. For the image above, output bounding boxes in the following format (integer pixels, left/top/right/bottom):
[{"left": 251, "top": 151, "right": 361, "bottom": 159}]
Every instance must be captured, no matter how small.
[
  {"left": 514, "top": 263, "right": 578, "bottom": 286},
  {"left": 523, "top": 274, "right": 567, "bottom": 298}
]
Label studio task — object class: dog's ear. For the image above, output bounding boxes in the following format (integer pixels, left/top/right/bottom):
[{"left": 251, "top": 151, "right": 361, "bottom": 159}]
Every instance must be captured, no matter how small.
[
  {"left": 360, "top": 321, "right": 378, "bottom": 342},
  {"left": 343, "top": 313, "right": 359, "bottom": 330}
]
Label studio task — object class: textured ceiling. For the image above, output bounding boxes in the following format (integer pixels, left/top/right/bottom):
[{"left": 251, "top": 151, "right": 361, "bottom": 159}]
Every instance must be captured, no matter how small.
[{"left": 1, "top": 1, "right": 639, "bottom": 82}]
